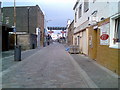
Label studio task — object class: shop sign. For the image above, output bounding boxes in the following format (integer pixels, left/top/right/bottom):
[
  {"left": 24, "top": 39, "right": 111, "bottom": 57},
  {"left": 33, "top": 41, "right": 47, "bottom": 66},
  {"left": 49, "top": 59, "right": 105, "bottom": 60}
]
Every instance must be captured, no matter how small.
[
  {"left": 100, "top": 21, "right": 110, "bottom": 45},
  {"left": 61, "top": 31, "right": 66, "bottom": 33},
  {"left": 48, "top": 31, "right": 54, "bottom": 33},
  {"left": 100, "top": 34, "right": 109, "bottom": 40}
]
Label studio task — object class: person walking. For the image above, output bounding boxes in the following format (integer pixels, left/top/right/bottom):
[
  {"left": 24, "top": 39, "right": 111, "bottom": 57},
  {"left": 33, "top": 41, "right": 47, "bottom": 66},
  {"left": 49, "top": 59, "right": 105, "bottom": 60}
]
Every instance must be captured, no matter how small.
[{"left": 47, "top": 34, "right": 52, "bottom": 45}]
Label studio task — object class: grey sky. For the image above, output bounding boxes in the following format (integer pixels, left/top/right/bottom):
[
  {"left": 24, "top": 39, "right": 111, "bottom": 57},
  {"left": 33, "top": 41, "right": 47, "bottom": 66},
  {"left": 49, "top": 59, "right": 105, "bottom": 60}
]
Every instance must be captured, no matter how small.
[{"left": 1, "top": 0, "right": 76, "bottom": 27}]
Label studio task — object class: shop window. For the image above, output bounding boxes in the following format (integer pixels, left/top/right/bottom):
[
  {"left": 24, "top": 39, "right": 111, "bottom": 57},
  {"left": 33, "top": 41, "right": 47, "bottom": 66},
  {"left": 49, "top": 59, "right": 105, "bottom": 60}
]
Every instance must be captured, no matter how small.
[
  {"left": 75, "top": 12, "right": 77, "bottom": 22},
  {"left": 110, "top": 14, "right": 120, "bottom": 49},
  {"left": 114, "top": 17, "right": 120, "bottom": 43}
]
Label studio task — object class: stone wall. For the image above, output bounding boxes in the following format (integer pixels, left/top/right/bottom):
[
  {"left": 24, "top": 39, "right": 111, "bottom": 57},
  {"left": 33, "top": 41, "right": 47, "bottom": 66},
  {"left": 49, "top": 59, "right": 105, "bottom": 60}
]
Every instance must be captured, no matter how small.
[
  {"left": 17, "top": 34, "right": 31, "bottom": 50},
  {"left": 17, "top": 34, "right": 37, "bottom": 50}
]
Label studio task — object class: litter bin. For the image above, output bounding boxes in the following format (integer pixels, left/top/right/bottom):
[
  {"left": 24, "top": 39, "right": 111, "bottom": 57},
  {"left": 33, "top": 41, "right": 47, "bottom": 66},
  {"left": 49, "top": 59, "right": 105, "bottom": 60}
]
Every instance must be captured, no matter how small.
[
  {"left": 32, "top": 44, "right": 35, "bottom": 49},
  {"left": 43, "top": 42, "right": 46, "bottom": 47},
  {"left": 14, "top": 45, "right": 21, "bottom": 61}
]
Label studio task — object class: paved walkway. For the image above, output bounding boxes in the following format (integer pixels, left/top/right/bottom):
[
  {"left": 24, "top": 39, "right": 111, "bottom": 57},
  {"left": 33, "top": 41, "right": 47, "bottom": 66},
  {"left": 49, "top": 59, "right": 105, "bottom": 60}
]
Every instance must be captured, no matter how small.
[
  {"left": 1, "top": 48, "right": 41, "bottom": 71},
  {"left": 2, "top": 43, "right": 92, "bottom": 88},
  {"left": 71, "top": 54, "right": 119, "bottom": 88},
  {"left": 1, "top": 43, "right": 119, "bottom": 88}
]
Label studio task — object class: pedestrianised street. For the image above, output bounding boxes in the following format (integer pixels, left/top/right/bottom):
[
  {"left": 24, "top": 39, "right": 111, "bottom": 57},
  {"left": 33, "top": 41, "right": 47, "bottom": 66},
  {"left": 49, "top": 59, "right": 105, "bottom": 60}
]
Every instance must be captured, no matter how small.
[
  {"left": 1, "top": 43, "right": 118, "bottom": 88},
  {"left": 1, "top": 0, "right": 120, "bottom": 89}
]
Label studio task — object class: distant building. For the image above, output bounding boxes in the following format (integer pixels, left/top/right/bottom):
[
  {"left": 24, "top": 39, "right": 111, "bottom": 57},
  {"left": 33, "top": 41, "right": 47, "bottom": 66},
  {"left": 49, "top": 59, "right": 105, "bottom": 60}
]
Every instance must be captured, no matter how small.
[
  {"left": 67, "top": 20, "right": 74, "bottom": 46},
  {"left": 2, "top": 5, "right": 45, "bottom": 50},
  {"left": 73, "top": 0, "right": 120, "bottom": 75}
]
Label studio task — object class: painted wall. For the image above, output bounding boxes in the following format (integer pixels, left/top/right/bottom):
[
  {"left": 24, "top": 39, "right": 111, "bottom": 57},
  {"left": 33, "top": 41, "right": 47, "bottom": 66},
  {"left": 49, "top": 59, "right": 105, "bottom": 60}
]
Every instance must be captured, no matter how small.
[
  {"left": 82, "top": 29, "right": 88, "bottom": 55},
  {"left": 88, "top": 18, "right": 120, "bottom": 75},
  {"left": 73, "top": 0, "right": 119, "bottom": 33},
  {"left": 73, "top": 29, "right": 88, "bottom": 55}
]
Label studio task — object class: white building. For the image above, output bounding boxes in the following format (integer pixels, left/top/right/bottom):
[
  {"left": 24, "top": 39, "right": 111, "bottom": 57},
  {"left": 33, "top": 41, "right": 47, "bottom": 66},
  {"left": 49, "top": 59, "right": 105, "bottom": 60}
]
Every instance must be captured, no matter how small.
[{"left": 73, "top": 0, "right": 120, "bottom": 55}]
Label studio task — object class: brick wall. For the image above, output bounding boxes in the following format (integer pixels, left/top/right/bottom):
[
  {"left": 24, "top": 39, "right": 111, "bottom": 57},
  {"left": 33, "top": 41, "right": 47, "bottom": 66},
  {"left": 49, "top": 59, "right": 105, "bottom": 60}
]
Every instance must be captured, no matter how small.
[
  {"left": 68, "top": 21, "right": 74, "bottom": 46},
  {"left": 2, "top": 5, "right": 45, "bottom": 47},
  {"left": 2, "top": 5, "right": 44, "bottom": 34},
  {"left": 37, "top": 7, "right": 44, "bottom": 46}
]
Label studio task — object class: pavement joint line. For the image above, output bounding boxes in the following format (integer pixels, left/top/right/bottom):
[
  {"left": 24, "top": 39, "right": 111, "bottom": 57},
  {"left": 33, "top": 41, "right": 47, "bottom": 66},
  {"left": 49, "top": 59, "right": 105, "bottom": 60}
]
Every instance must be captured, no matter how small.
[
  {"left": 78, "top": 54, "right": 118, "bottom": 78},
  {"left": 67, "top": 52, "right": 98, "bottom": 88},
  {"left": 0, "top": 48, "right": 43, "bottom": 77},
  {"left": 61, "top": 80, "right": 86, "bottom": 85}
]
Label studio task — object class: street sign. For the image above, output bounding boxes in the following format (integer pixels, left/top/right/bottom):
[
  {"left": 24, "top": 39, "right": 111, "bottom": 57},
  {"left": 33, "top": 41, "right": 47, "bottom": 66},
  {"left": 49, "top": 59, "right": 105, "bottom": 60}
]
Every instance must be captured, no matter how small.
[{"left": 13, "top": 28, "right": 16, "bottom": 32}]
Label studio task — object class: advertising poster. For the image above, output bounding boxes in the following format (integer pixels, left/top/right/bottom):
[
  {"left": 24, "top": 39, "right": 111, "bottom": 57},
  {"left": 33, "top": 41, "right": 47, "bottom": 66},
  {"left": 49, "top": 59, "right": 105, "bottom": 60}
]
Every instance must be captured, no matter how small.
[{"left": 100, "top": 22, "right": 110, "bottom": 45}]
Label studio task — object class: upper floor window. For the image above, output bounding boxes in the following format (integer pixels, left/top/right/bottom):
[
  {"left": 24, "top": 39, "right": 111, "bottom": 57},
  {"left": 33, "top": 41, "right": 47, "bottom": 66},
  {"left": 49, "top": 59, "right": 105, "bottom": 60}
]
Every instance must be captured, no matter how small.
[
  {"left": 84, "top": 0, "right": 89, "bottom": 12},
  {"left": 114, "top": 17, "right": 120, "bottom": 43},
  {"left": 75, "top": 12, "right": 77, "bottom": 23},
  {"left": 5, "top": 17, "right": 9, "bottom": 24},
  {"left": 78, "top": 4, "right": 82, "bottom": 18},
  {"left": 93, "top": 0, "right": 96, "bottom": 3}
]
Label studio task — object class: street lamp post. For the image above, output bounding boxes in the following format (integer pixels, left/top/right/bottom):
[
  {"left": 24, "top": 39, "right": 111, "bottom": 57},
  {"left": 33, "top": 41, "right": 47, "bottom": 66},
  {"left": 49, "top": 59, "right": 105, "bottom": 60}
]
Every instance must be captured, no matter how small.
[
  {"left": 27, "top": 7, "right": 30, "bottom": 33},
  {"left": 14, "top": 0, "right": 21, "bottom": 61},
  {"left": 14, "top": 0, "right": 16, "bottom": 46}
]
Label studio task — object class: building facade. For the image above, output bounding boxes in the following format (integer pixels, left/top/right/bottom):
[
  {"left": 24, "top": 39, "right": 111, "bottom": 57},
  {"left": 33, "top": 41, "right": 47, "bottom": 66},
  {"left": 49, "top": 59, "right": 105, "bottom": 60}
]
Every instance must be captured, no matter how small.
[
  {"left": 73, "top": 0, "right": 89, "bottom": 55},
  {"left": 0, "top": 1, "right": 1, "bottom": 52},
  {"left": 73, "top": 0, "right": 120, "bottom": 75},
  {"left": 2, "top": 5, "right": 44, "bottom": 50},
  {"left": 67, "top": 20, "right": 74, "bottom": 46}
]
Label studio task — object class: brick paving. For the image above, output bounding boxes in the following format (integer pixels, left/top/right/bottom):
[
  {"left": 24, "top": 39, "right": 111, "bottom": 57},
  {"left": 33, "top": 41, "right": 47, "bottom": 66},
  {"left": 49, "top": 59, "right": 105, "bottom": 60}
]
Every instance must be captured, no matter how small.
[
  {"left": 71, "top": 54, "right": 119, "bottom": 88},
  {"left": 2, "top": 48, "right": 41, "bottom": 71},
  {"left": 1, "top": 43, "right": 119, "bottom": 88},
  {"left": 2, "top": 43, "right": 90, "bottom": 88}
]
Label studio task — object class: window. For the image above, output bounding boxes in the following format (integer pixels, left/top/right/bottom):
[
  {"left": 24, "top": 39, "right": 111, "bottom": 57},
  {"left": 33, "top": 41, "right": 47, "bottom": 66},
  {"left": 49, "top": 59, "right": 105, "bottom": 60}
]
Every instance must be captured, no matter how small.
[
  {"left": 78, "top": 4, "right": 82, "bottom": 18},
  {"left": 75, "top": 12, "right": 77, "bottom": 22},
  {"left": 84, "top": 0, "right": 89, "bottom": 12},
  {"left": 109, "top": 14, "right": 120, "bottom": 49},
  {"left": 93, "top": 0, "right": 96, "bottom": 3},
  {"left": 5, "top": 17, "right": 9, "bottom": 24},
  {"left": 114, "top": 17, "right": 120, "bottom": 43}
]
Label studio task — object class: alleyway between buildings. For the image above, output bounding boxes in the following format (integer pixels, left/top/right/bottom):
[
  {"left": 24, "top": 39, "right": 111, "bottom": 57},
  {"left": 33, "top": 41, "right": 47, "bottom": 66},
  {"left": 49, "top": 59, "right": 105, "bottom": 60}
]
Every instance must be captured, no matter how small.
[{"left": 1, "top": 43, "right": 118, "bottom": 88}]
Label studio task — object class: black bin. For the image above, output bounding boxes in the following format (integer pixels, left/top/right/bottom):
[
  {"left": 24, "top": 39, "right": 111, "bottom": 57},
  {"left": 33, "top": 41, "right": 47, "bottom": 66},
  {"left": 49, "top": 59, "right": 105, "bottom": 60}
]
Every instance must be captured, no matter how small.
[
  {"left": 14, "top": 45, "right": 21, "bottom": 61},
  {"left": 32, "top": 44, "right": 35, "bottom": 49},
  {"left": 43, "top": 42, "right": 46, "bottom": 47}
]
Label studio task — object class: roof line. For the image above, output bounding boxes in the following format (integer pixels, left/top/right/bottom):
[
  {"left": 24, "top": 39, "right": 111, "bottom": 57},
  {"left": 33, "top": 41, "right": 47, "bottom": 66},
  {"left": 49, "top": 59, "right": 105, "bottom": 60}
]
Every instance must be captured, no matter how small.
[{"left": 73, "top": 0, "right": 79, "bottom": 10}]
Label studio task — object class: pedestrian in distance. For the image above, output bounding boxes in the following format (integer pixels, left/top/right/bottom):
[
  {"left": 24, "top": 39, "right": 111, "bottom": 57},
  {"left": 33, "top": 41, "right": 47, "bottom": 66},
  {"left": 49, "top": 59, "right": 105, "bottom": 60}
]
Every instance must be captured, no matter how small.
[{"left": 47, "top": 34, "right": 52, "bottom": 45}]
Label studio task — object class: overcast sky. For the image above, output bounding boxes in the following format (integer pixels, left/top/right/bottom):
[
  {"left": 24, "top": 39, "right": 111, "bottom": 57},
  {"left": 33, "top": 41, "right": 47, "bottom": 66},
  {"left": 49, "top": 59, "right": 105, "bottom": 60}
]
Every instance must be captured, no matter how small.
[{"left": 1, "top": 0, "right": 76, "bottom": 27}]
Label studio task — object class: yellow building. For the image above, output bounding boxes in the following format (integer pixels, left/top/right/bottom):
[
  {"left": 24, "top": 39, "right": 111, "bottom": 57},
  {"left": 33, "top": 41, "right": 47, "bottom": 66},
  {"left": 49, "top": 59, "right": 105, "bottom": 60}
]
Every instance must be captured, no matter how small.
[
  {"left": 88, "top": 18, "right": 120, "bottom": 75},
  {"left": 72, "top": 0, "right": 120, "bottom": 75}
]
